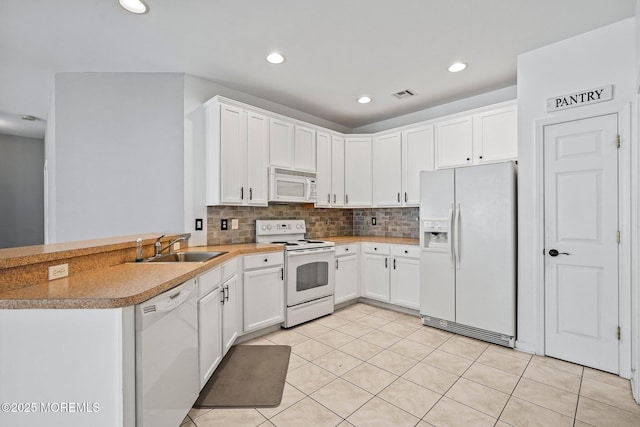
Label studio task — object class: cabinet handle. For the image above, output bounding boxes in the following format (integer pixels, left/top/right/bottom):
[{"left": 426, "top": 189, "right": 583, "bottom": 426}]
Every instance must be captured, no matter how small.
[
  {"left": 385, "top": 257, "right": 388, "bottom": 268},
  {"left": 479, "top": 155, "right": 483, "bottom": 160},
  {"left": 345, "top": 247, "right": 349, "bottom": 252},
  {"left": 404, "top": 192, "right": 408, "bottom": 203},
  {"left": 220, "top": 288, "right": 225, "bottom": 304},
  {"left": 404, "top": 250, "right": 408, "bottom": 254},
  {"left": 240, "top": 186, "right": 244, "bottom": 200},
  {"left": 224, "top": 285, "right": 229, "bottom": 302},
  {"left": 345, "top": 194, "right": 349, "bottom": 204},
  {"left": 374, "top": 247, "right": 378, "bottom": 251},
  {"left": 393, "top": 258, "right": 396, "bottom": 269},
  {"left": 249, "top": 187, "right": 253, "bottom": 200},
  {"left": 466, "top": 157, "right": 470, "bottom": 161},
  {"left": 335, "top": 259, "right": 339, "bottom": 270},
  {"left": 333, "top": 194, "right": 336, "bottom": 204},
  {"left": 397, "top": 192, "right": 400, "bottom": 203},
  {"left": 328, "top": 194, "right": 331, "bottom": 203},
  {"left": 280, "top": 268, "right": 284, "bottom": 280},
  {"left": 264, "top": 258, "right": 268, "bottom": 263}
]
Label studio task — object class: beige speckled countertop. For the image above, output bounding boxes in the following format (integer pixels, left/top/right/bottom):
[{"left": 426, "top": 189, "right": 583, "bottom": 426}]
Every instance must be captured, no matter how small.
[
  {"left": 0, "top": 244, "right": 282, "bottom": 309},
  {"left": 0, "top": 236, "right": 417, "bottom": 309}
]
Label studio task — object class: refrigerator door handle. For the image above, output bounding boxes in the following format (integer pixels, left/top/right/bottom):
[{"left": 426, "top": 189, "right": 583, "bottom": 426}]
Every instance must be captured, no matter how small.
[
  {"left": 448, "top": 204, "right": 455, "bottom": 266},
  {"left": 454, "top": 203, "right": 461, "bottom": 269}
]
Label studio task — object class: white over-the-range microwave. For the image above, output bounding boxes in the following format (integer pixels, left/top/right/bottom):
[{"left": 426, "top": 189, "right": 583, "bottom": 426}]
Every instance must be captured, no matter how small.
[{"left": 269, "top": 167, "right": 317, "bottom": 203}]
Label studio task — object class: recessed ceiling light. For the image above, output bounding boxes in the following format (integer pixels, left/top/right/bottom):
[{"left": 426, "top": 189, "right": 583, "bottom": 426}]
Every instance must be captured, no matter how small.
[
  {"left": 20, "top": 115, "right": 37, "bottom": 121},
  {"left": 357, "top": 96, "right": 372, "bottom": 104},
  {"left": 448, "top": 62, "right": 467, "bottom": 73},
  {"left": 266, "top": 53, "right": 285, "bottom": 64},
  {"left": 119, "top": 0, "right": 149, "bottom": 14}
]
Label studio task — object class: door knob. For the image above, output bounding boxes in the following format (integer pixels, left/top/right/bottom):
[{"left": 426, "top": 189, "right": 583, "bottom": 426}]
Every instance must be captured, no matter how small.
[{"left": 548, "top": 249, "right": 570, "bottom": 257}]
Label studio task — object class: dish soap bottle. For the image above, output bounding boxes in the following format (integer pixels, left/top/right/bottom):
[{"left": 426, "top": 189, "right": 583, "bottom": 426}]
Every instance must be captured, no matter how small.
[{"left": 135, "top": 238, "right": 144, "bottom": 262}]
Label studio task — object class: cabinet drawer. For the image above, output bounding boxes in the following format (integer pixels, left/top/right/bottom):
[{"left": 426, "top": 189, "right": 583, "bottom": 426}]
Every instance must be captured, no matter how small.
[
  {"left": 335, "top": 244, "right": 359, "bottom": 257},
  {"left": 244, "top": 251, "right": 284, "bottom": 270},
  {"left": 199, "top": 267, "right": 222, "bottom": 297},
  {"left": 391, "top": 245, "right": 420, "bottom": 258},
  {"left": 361, "top": 243, "right": 390, "bottom": 255},
  {"left": 221, "top": 258, "right": 237, "bottom": 281}
]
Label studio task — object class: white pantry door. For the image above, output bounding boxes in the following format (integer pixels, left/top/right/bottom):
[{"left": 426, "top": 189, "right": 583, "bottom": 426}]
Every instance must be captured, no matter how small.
[{"left": 544, "top": 113, "right": 619, "bottom": 373}]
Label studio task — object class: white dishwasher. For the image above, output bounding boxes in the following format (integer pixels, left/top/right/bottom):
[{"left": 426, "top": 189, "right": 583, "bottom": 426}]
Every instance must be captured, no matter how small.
[{"left": 136, "top": 279, "right": 199, "bottom": 427}]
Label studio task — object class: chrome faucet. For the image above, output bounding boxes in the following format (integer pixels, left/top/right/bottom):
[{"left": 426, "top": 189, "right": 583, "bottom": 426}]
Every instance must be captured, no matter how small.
[{"left": 154, "top": 235, "right": 188, "bottom": 256}]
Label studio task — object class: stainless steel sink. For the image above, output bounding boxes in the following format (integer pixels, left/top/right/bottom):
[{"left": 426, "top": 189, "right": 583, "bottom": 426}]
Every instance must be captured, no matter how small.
[{"left": 146, "top": 251, "right": 227, "bottom": 263}]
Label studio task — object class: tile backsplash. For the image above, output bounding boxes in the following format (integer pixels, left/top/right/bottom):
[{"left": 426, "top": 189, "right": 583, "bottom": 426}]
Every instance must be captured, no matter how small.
[
  {"left": 207, "top": 205, "right": 419, "bottom": 245},
  {"left": 207, "top": 205, "right": 353, "bottom": 245},
  {"left": 353, "top": 207, "right": 419, "bottom": 239}
]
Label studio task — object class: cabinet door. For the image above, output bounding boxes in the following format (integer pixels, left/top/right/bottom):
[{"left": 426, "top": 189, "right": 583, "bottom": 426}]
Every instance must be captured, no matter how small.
[
  {"left": 220, "top": 105, "right": 247, "bottom": 204},
  {"left": 269, "top": 118, "right": 294, "bottom": 169},
  {"left": 198, "top": 288, "right": 222, "bottom": 389},
  {"left": 472, "top": 106, "right": 517, "bottom": 164},
  {"left": 331, "top": 136, "right": 345, "bottom": 207},
  {"left": 391, "top": 256, "right": 420, "bottom": 309},
  {"left": 335, "top": 253, "right": 359, "bottom": 305},
  {"left": 222, "top": 275, "right": 239, "bottom": 355},
  {"left": 402, "top": 125, "right": 434, "bottom": 206},
  {"left": 243, "top": 266, "right": 285, "bottom": 332},
  {"left": 315, "top": 132, "right": 332, "bottom": 207},
  {"left": 294, "top": 125, "right": 316, "bottom": 172},
  {"left": 246, "top": 112, "right": 269, "bottom": 205},
  {"left": 344, "top": 137, "right": 372, "bottom": 207},
  {"left": 373, "top": 133, "right": 402, "bottom": 206},
  {"left": 435, "top": 116, "right": 473, "bottom": 169},
  {"left": 361, "top": 253, "right": 390, "bottom": 301}
]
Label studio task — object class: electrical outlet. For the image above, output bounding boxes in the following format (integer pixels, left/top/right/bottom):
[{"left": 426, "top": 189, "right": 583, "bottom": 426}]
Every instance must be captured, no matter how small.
[
  {"left": 231, "top": 218, "right": 239, "bottom": 230},
  {"left": 48, "top": 264, "right": 69, "bottom": 280},
  {"left": 371, "top": 217, "right": 377, "bottom": 225},
  {"left": 221, "top": 219, "right": 228, "bottom": 230},
  {"left": 195, "top": 218, "right": 203, "bottom": 230}
]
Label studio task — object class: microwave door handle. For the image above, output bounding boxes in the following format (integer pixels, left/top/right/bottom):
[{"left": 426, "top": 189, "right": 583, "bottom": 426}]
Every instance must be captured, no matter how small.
[{"left": 305, "top": 178, "right": 311, "bottom": 200}]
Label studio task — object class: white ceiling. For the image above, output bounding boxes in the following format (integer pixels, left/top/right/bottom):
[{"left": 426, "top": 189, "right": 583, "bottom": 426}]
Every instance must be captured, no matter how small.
[{"left": 0, "top": 0, "right": 635, "bottom": 138}]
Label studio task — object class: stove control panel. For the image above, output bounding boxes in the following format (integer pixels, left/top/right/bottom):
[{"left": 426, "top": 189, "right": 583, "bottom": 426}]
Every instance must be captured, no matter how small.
[{"left": 256, "top": 219, "right": 307, "bottom": 236}]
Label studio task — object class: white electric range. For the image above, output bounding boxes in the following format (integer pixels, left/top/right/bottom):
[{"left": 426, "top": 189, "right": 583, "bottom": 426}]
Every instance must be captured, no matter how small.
[{"left": 256, "top": 220, "right": 335, "bottom": 327}]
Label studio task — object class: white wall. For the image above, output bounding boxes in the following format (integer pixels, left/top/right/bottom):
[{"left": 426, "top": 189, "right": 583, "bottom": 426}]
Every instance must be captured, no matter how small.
[
  {"left": 48, "top": 73, "right": 185, "bottom": 242},
  {"left": 516, "top": 18, "right": 636, "bottom": 364},
  {"left": 0, "top": 133, "right": 44, "bottom": 248}
]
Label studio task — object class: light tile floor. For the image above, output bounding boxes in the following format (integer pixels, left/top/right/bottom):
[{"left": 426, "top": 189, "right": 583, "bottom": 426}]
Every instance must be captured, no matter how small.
[{"left": 182, "top": 303, "right": 640, "bottom": 427}]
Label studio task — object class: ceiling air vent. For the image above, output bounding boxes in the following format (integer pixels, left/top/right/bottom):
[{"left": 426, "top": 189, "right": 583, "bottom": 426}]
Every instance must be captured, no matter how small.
[{"left": 392, "top": 89, "right": 416, "bottom": 100}]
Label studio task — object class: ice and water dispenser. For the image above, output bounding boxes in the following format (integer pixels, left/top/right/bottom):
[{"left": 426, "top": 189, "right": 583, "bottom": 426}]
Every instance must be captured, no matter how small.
[{"left": 421, "top": 219, "right": 449, "bottom": 251}]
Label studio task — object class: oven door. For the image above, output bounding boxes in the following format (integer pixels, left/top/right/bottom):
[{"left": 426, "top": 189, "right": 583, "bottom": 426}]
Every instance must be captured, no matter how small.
[{"left": 286, "top": 247, "right": 335, "bottom": 306}]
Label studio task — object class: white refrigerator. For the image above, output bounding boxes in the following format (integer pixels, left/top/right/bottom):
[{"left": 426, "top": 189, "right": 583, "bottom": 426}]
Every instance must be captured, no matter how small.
[{"left": 419, "top": 161, "right": 516, "bottom": 347}]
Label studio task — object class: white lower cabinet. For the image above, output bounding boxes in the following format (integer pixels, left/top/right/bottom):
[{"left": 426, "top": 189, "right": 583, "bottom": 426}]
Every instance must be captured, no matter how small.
[
  {"left": 243, "top": 252, "right": 285, "bottom": 333},
  {"left": 361, "top": 243, "right": 420, "bottom": 309},
  {"left": 334, "top": 244, "right": 359, "bottom": 305},
  {"left": 390, "top": 245, "right": 420, "bottom": 309},
  {"left": 361, "top": 244, "right": 391, "bottom": 301},
  {"left": 197, "top": 259, "right": 239, "bottom": 390},
  {"left": 197, "top": 267, "right": 223, "bottom": 390},
  {"left": 221, "top": 261, "right": 239, "bottom": 356}
]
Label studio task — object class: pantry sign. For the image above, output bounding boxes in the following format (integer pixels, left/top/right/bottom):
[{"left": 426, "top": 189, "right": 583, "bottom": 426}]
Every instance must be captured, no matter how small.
[{"left": 547, "top": 85, "right": 614, "bottom": 112}]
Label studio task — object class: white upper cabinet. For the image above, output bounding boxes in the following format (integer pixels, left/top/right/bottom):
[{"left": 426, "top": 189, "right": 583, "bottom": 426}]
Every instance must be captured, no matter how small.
[
  {"left": 472, "top": 105, "right": 517, "bottom": 164},
  {"left": 344, "top": 137, "right": 372, "bottom": 207},
  {"left": 315, "top": 133, "right": 345, "bottom": 207},
  {"left": 315, "top": 132, "right": 332, "bottom": 207},
  {"left": 331, "top": 136, "right": 345, "bottom": 207},
  {"left": 435, "top": 116, "right": 473, "bottom": 169},
  {"left": 294, "top": 125, "right": 316, "bottom": 172},
  {"left": 205, "top": 101, "right": 268, "bottom": 206},
  {"left": 269, "top": 118, "right": 294, "bottom": 169},
  {"left": 402, "top": 125, "right": 434, "bottom": 206},
  {"left": 373, "top": 133, "right": 402, "bottom": 207},
  {"left": 435, "top": 102, "right": 517, "bottom": 169}
]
